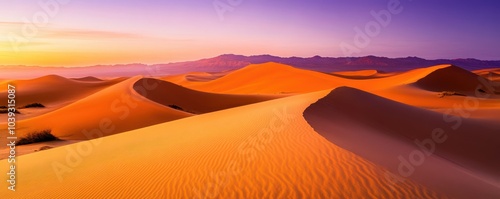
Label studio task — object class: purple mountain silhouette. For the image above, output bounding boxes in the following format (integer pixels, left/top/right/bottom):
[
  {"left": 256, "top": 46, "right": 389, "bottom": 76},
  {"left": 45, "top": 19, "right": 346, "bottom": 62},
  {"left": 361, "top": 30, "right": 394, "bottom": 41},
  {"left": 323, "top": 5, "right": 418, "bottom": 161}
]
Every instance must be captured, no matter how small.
[{"left": 1, "top": 54, "right": 499, "bottom": 79}]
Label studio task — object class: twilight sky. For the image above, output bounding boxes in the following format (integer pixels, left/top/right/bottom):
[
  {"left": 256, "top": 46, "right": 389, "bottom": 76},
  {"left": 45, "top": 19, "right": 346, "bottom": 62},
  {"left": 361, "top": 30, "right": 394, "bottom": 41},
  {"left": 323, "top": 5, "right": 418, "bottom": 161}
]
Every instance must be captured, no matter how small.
[{"left": 0, "top": 0, "right": 499, "bottom": 66}]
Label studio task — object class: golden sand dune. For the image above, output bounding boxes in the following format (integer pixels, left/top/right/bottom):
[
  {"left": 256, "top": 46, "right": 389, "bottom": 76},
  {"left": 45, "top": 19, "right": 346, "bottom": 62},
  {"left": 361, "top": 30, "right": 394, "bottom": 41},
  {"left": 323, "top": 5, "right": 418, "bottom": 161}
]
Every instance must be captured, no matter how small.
[
  {"left": 0, "top": 75, "right": 125, "bottom": 106},
  {"left": 0, "top": 90, "right": 447, "bottom": 198},
  {"left": 0, "top": 75, "right": 126, "bottom": 122},
  {"left": 185, "top": 72, "right": 228, "bottom": 82},
  {"left": 162, "top": 71, "right": 229, "bottom": 86},
  {"left": 304, "top": 87, "right": 500, "bottom": 199},
  {"left": 187, "top": 62, "right": 344, "bottom": 94},
  {"left": 414, "top": 65, "right": 495, "bottom": 94},
  {"left": 71, "top": 76, "right": 104, "bottom": 82},
  {"left": 331, "top": 69, "right": 394, "bottom": 79},
  {"left": 342, "top": 64, "right": 500, "bottom": 111},
  {"left": 182, "top": 63, "right": 496, "bottom": 98},
  {"left": 169, "top": 63, "right": 499, "bottom": 120},
  {"left": 11, "top": 77, "right": 278, "bottom": 141},
  {"left": 12, "top": 76, "right": 192, "bottom": 140},
  {"left": 474, "top": 68, "right": 500, "bottom": 82},
  {"left": 134, "top": 78, "right": 279, "bottom": 114}
]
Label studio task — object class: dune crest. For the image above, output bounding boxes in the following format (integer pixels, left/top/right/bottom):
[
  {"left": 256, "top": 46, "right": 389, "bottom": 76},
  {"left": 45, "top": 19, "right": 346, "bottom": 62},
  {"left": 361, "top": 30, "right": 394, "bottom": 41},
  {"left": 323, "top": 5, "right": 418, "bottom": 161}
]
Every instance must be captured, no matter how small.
[
  {"left": 414, "top": 65, "right": 495, "bottom": 94},
  {"left": 331, "top": 69, "right": 393, "bottom": 79},
  {"left": 188, "top": 62, "right": 343, "bottom": 94},
  {"left": 72, "top": 76, "right": 103, "bottom": 81},
  {"left": 0, "top": 90, "right": 447, "bottom": 198},
  {"left": 133, "top": 78, "right": 278, "bottom": 114},
  {"left": 304, "top": 87, "right": 500, "bottom": 198}
]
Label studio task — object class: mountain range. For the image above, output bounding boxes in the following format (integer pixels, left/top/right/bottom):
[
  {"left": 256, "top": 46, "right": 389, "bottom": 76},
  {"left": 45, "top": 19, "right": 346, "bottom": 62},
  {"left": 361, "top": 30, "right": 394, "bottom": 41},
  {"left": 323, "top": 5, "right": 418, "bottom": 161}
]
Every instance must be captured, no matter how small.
[{"left": 1, "top": 54, "right": 500, "bottom": 79}]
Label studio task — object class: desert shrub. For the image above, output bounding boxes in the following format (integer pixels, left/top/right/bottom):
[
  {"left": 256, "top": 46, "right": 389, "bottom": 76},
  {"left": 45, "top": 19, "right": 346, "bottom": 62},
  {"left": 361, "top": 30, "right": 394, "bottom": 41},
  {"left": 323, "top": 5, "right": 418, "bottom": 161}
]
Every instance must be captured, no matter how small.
[
  {"left": 0, "top": 105, "right": 7, "bottom": 109},
  {"left": 438, "top": 91, "right": 465, "bottom": 98},
  {"left": 0, "top": 109, "right": 20, "bottom": 114},
  {"left": 22, "top": 103, "right": 45, "bottom": 108},
  {"left": 35, "top": 146, "right": 53, "bottom": 152},
  {"left": 168, "top": 104, "right": 184, "bottom": 111},
  {"left": 17, "top": 130, "right": 59, "bottom": 146}
]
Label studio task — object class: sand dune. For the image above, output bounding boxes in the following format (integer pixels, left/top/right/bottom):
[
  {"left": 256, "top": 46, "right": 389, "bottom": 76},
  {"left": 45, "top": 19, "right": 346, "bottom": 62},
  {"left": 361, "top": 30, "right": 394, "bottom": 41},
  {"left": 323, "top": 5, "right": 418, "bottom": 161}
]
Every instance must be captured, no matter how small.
[
  {"left": 0, "top": 75, "right": 126, "bottom": 121},
  {"left": 71, "top": 76, "right": 104, "bottom": 82},
  {"left": 331, "top": 69, "right": 394, "bottom": 79},
  {"left": 134, "top": 78, "right": 279, "bottom": 114},
  {"left": 0, "top": 75, "right": 125, "bottom": 106},
  {"left": 414, "top": 65, "right": 495, "bottom": 94},
  {"left": 171, "top": 63, "right": 499, "bottom": 119},
  {"left": 304, "top": 87, "right": 500, "bottom": 199},
  {"left": 0, "top": 90, "right": 447, "bottom": 198},
  {"left": 161, "top": 71, "right": 229, "bottom": 87},
  {"left": 8, "top": 77, "right": 278, "bottom": 141},
  {"left": 474, "top": 68, "right": 500, "bottom": 82},
  {"left": 10, "top": 76, "right": 192, "bottom": 141},
  {"left": 1, "top": 63, "right": 499, "bottom": 198},
  {"left": 184, "top": 71, "right": 229, "bottom": 82},
  {"left": 187, "top": 62, "right": 344, "bottom": 94}
]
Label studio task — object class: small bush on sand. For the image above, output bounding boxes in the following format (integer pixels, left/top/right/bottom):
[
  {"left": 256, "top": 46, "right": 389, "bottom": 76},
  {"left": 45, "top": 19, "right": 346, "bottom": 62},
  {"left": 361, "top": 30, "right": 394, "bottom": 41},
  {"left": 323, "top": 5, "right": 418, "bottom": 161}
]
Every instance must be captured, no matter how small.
[
  {"left": 22, "top": 103, "right": 45, "bottom": 108},
  {"left": 35, "top": 146, "right": 54, "bottom": 152},
  {"left": 438, "top": 91, "right": 465, "bottom": 98},
  {"left": 168, "top": 104, "right": 184, "bottom": 111},
  {"left": 0, "top": 109, "right": 20, "bottom": 114},
  {"left": 17, "top": 130, "right": 59, "bottom": 146}
]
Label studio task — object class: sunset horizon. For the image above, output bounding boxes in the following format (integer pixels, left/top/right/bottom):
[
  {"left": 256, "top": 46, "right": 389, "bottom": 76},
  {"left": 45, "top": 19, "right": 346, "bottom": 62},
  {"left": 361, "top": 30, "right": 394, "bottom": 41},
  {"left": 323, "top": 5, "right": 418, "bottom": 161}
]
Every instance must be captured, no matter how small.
[
  {"left": 1, "top": 1, "right": 499, "bottom": 198},
  {"left": 2, "top": 0, "right": 500, "bottom": 66}
]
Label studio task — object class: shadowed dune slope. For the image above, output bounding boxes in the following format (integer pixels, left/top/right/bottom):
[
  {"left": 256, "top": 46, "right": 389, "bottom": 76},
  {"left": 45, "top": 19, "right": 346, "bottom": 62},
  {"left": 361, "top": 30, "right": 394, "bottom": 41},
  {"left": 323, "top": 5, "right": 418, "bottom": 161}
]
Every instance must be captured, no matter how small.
[
  {"left": 0, "top": 90, "right": 447, "bottom": 198},
  {"left": 10, "top": 77, "right": 279, "bottom": 141},
  {"left": 13, "top": 77, "right": 192, "bottom": 140},
  {"left": 304, "top": 87, "right": 500, "bottom": 199},
  {"left": 414, "top": 65, "right": 495, "bottom": 94},
  {"left": 133, "top": 78, "right": 279, "bottom": 114}
]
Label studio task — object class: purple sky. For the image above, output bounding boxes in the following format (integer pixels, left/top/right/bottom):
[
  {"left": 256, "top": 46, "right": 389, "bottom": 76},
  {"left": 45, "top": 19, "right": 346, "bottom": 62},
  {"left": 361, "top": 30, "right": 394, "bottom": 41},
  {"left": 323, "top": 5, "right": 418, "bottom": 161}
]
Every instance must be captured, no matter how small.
[{"left": 1, "top": 0, "right": 499, "bottom": 66}]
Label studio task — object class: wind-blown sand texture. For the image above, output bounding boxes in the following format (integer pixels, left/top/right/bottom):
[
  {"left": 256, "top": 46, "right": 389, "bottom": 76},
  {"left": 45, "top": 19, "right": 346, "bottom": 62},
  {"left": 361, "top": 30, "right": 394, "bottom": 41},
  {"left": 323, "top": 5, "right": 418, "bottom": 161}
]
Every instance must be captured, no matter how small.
[{"left": 0, "top": 62, "right": 499, "bottom": 198}]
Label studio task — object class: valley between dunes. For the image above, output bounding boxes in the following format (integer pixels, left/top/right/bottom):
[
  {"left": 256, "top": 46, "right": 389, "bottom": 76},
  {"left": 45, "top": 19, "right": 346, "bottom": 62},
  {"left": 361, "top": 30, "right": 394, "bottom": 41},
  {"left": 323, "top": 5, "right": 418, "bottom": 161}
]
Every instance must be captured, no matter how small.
[{"left": 0, "top": 62, "right": 499, "bottom": 198}]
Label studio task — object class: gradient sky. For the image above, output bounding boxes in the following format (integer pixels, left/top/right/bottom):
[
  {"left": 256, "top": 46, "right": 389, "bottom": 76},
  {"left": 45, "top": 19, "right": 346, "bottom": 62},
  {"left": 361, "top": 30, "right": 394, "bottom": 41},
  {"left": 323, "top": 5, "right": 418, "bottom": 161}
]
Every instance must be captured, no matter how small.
[{"left": 0, "top": 0, "right": 499, "bottom": 66}]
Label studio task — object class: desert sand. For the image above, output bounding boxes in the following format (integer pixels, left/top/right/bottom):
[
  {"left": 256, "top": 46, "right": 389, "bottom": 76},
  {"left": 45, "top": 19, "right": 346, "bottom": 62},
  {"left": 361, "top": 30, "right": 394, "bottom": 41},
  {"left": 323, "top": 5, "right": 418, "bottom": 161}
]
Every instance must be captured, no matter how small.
[
  {"left": 0, "top": 90, "right": 449, "bottom": 198},
  {"left": 0, "top": 62, "right": 499, "bottom": 198}
]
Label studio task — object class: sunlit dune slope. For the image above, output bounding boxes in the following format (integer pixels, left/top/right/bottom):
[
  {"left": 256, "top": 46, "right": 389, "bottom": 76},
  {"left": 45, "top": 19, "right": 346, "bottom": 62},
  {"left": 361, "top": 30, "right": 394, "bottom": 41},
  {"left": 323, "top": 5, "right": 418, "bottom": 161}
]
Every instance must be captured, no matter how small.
[
  {"left": 12, "top": 77, "right": 279, "bottom": 140},
  {"left": 0, "top": 75, "right": 125, "bottom": 106},
  {"left": 0, "top": 90, "right": 447, "bottom": 198},
  {"left": 181, "top": 63, "right": 497, "bottom": 98},
  {"left": 187, "top": 62, "right": 344, "bottom": 94},
  {"left": 13, "top": 77, "right": 192, "bottom": 140},
  {"left": 71, "top": 76, "right": 104, "bottom": 82},
  {"left": 134, "top": 78, "right": 280, "bottom": 114},
  {"left": 304, "top": 87, "right": 500, "bottom": 199},
  {"left": 162, "top": 71, "right": 229, "bottom": 85},
  {"left": 331, "top": 69, "right": 394, "bottom": 79},
  {"left": 474, "top": 68, "right": 500, "bottom": 82}
]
